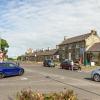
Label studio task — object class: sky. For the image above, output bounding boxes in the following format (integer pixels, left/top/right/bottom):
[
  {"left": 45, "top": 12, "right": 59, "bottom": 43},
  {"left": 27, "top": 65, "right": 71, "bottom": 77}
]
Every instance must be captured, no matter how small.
[{"left": 0, "top": 0, "right": 100, "bottom": 57}]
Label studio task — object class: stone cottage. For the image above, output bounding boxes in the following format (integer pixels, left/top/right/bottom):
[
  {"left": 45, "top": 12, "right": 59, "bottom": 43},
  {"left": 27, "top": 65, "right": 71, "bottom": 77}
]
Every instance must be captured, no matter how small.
[{"left": 58, "top": 30, "right": 100, "bottom": 65}]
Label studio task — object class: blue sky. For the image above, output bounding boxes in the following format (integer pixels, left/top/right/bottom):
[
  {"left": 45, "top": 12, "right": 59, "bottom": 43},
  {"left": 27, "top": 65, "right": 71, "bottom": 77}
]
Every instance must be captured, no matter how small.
[{"left": 0, "top": 0, "right": 100, "bottom": 57}]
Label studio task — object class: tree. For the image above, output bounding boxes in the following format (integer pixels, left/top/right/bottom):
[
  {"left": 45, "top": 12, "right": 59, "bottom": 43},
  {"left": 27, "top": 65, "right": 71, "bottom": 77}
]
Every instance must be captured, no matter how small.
[
  {"left": 0, "top": 38, "right": 9, "bottom": 61},
  {"left": 0, "top": 38, "right": 9, "bottom": 52}
]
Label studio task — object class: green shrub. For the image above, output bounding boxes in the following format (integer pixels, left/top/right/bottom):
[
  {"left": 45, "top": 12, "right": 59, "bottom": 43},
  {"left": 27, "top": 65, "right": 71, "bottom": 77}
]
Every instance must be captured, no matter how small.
[{"left": 16, "top": 89, "right": 78, "bottom": 100}]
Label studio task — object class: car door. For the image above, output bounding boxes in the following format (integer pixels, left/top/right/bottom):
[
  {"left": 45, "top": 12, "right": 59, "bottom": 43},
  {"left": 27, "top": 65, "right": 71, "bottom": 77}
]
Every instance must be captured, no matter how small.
[
  {"left": 65, "top": 61, "right": 70, "bottom": 69},
  {"left": 4, "top": 63, "right": 19, "bottom": 76},
  {"left": 62, "top": 61, "right": 67, "bottom": 69}
]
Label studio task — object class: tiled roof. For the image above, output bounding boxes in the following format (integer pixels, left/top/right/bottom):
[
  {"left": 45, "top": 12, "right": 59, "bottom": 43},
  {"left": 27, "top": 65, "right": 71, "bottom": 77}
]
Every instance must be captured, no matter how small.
[
  {"left": 36, "top": 49, "right": 58, "bottom": 56},
  {"left": 59, "top": 31, "right": 97, "bottom": 45},
  {"left": 88, "top": 42, "right": 100, "bottom": 52},
  {"left": 25, "top": 49, "right": 58, "bottom": 56}
]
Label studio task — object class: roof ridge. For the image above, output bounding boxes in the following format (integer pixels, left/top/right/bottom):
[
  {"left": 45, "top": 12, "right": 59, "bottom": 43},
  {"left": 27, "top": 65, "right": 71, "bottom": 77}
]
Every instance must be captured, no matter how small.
[
  {"left": 59, "top": 32, "right": 93, "bottom": 45},
  {"left": 65, "top": 32, "right": 91, "bottom": 40}
]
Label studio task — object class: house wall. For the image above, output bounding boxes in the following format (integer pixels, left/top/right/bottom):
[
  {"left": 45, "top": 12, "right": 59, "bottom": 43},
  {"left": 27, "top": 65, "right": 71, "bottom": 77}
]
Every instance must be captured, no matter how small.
[
  {"left": 85, "top": 33, "right": 100, "bottom": 51},
  {"left": 59, "top": 44, "right": 66, "bottom": 61},
  {"left": 59, "top": 41, "right": 85, "bottom": 62},
  {"left": 36, "top": 55, "right": 59, "bottom": 62},
  {"left": 66, "top": 41, "right": 85, "bottom": 61},
  {"left": 92, "top": 52, "right": 100, "bottom": 65}
]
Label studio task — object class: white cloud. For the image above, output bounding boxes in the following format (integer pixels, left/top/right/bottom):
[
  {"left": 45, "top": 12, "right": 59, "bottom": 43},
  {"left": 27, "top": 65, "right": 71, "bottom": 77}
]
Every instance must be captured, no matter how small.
[{"left": 0, "top": 0, "right": 100, "bottom": 57}]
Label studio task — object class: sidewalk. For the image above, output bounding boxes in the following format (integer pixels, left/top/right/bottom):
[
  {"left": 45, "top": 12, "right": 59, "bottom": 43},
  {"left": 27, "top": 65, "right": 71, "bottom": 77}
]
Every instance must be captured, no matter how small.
[{"left": 81, "top": 65, "right": 100, "bottom": 72}]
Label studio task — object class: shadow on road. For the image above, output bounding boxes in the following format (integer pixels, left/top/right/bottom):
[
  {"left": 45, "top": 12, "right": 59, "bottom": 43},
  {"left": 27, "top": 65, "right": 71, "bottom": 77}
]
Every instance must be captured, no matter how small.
[
  {"left": 84, "top": 77, "right": 93, "bottom": 82},
  {"left": 8, "top": 96, "right": 13, "bottom": 100}
]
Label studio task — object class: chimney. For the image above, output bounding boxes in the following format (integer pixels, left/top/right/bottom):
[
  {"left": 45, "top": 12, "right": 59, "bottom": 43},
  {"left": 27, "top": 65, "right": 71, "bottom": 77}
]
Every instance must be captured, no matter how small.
[
  {"left": 48, "top": 47, "right": 50, "bottom": 51},
  {"left": 91, "top": 30, "right": 97, "bottom": 35},
  {"left": 56, "top": 45, "right": 58, "bottom": 49},
  {"left": 42, "top": 48, "right": 44, "bottom": 51},
  {"left": 64, "top": 36, "right": 68, "bottom": 40}
]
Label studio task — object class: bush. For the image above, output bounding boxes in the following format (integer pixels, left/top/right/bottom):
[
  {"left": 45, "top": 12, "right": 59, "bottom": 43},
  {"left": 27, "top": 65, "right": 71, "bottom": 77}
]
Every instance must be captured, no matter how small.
[{"left": 16, "top": 89, "right": 78, "bottom": 100}]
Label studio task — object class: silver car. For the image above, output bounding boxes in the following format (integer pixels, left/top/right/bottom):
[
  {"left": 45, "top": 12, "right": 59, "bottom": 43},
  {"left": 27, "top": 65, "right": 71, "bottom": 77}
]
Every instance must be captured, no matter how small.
[{"left": 91, "top": 68, "right": 100, "bottom": 82}]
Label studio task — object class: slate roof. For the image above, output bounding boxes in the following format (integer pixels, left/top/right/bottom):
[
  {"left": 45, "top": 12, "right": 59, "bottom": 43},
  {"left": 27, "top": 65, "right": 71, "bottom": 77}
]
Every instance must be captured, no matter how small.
[
  {"left": 25, "top": 49, "right": 58, "bottom": 56},
  {"left": 88, "top": 42, "right": 100, "bottom": 52},
  {"left": 36, "top": 49, "right": 58, "bottom": 56},
  {"left": 59, "top": 31, "right": 97, "bottom": 45}
]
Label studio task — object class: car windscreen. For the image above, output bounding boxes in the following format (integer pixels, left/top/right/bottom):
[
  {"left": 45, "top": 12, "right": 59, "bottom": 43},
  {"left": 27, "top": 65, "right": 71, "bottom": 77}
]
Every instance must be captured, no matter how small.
[
  {"left": 47, "top": 60, "right": 53, "bottom": 63},
  {"left": 63, "top": 61, "right": 70, "bottom": 64}
]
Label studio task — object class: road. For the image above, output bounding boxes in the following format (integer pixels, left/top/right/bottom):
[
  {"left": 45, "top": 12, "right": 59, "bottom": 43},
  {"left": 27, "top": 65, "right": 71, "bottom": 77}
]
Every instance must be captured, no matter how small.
[{"left": 0, "top": 63, "right": 100, "bottom": 100}]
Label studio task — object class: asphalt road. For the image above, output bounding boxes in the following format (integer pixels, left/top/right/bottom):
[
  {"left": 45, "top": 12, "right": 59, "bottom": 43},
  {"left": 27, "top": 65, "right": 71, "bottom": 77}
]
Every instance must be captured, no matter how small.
[{"left": 0, "top": 63, "right": 100, "bottom": 100}]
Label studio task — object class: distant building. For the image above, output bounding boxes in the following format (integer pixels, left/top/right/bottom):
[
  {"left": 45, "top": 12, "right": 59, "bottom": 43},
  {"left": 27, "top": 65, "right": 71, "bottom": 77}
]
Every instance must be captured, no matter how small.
[
  {"left": 26, "top": 48, "right": 33, "bottom": 54},
  {"left": 58, "top": 30, "right": 100, "bottom": 65},
  {"left": 20, "top": 49, "right": 59, "bottom": 62},
  {"left": 36, "top": 49, "right": 59, "bottom": 62}
]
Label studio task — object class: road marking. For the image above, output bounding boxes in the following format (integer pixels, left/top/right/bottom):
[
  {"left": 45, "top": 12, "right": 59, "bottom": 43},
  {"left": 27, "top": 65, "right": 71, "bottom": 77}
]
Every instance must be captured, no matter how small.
[{"left": 20, "top": 77, "right": 28, "bottom": 80}]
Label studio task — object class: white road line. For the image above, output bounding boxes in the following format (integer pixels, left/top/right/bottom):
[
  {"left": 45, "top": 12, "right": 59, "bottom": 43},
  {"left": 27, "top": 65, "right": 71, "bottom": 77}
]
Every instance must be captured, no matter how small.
[{"left": 20, "top": 77, "right": 28, "bottom": 80}]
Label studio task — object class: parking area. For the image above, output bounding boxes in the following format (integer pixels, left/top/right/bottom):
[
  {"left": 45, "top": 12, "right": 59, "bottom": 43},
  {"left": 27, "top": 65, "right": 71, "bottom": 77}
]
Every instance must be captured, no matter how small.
[{"left": 0, "top": 63, "right": 100, "bottom": 100}]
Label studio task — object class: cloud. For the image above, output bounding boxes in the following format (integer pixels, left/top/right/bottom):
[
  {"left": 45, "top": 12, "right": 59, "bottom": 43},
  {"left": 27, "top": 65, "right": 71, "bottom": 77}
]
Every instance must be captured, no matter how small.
[{"left": 0, "top": 0, "right": 100, "bottom": 57}]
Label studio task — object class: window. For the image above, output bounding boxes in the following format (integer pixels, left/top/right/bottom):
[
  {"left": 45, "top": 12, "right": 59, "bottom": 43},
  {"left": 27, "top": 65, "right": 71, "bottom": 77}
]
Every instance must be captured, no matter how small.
[
  {"left": 68, "top": 45, "right": 72, "bottom": 49},
  {"left": 76, "top": 44, "right": 80, "bottom": 48},
  {"left": 62, "top": 47, "right": 65, "bottom": 50},
  {"left": 8, "top": 63, "right": 15, "bottom": 67},
  {"left": 0, "top": 63, "right": 16, "bottom": 67},
  {"left": 75, "top": 50, "right": 80, "bottom": 59}
]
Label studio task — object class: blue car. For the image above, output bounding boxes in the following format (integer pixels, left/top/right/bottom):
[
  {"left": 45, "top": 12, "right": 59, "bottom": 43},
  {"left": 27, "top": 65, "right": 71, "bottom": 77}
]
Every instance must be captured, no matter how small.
[
  {"left": 0, "top": 62, "right": 24, "bottom": 79},
  {"left": 43, "top": 59, "right": 55, "bottom": 67}
]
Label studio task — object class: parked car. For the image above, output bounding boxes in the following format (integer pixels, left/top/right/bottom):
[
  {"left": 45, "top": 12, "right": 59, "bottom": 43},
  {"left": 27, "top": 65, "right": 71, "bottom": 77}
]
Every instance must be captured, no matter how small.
[
  {"left": 0, "top": 62, "right": 24, "bottom": 79},
  {"left": 91, "top": 68, "right": 100, "bottom": 82},
  {"left": 60, "top": 60, "right": 81, "bottom": 70},
  {"left": 43, "top": 59, "right": 55, "bottom": 67}
]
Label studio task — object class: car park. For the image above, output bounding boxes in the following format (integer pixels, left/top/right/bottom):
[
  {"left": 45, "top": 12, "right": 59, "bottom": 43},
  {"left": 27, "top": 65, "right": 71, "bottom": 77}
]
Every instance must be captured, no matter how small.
[
  {"left": 43, "top": 59, "right": 55, "bottom": 67},
  {"left": 60, "top": 60, "right": 81, "bottom": 70},
  {"left": 91, "top": 68, "right": 100, "bottom": 82},
  {"left": 0, "top": 62, "right": 24, "bottom": 79}
]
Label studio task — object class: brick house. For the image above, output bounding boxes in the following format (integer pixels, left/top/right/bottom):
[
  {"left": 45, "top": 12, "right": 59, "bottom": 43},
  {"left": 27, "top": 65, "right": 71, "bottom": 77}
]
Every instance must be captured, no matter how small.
[{"left": 58, "top": 30, "right": 100, "bottom": 65}]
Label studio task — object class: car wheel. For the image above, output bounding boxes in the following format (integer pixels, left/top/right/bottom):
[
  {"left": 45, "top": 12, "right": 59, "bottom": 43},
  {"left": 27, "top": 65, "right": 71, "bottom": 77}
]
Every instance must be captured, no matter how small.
[
  {"left": 19, "top": 69, "right": 24, "bottom": 76},
  {"left": 0, "top": 73, "right": 5, "bottom": 79},
  {"left": 93, "top": 74, "right": 100, "bottom": 82}
]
